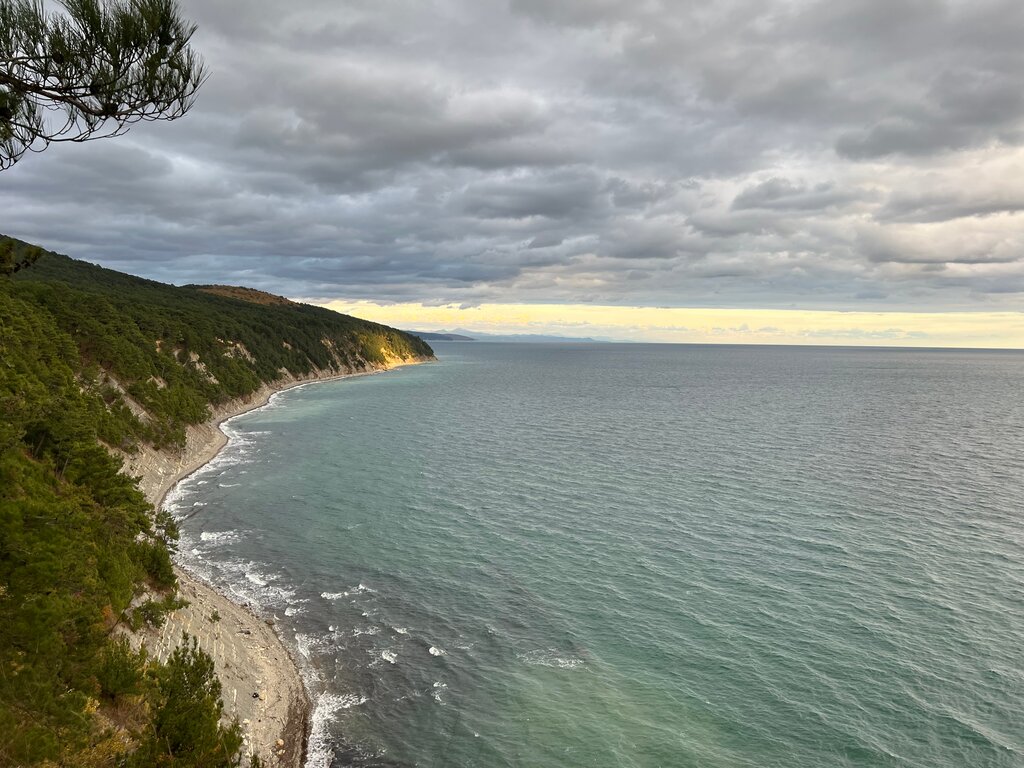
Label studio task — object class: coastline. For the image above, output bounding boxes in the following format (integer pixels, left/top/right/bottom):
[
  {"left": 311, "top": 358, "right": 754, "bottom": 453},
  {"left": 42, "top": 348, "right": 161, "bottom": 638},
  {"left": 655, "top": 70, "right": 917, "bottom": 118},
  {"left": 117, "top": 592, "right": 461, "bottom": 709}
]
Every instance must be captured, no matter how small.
[{"left": 127, "top": 360, "right": 430, "bottom": 767}]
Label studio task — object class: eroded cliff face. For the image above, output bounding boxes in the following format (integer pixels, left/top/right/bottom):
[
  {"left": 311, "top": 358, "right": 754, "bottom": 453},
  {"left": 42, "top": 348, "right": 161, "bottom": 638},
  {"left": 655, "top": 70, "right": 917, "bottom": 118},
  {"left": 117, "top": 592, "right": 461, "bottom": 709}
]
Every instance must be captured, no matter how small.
[{"left": 122, "top": 375, "right": 292, "bottom": 507}]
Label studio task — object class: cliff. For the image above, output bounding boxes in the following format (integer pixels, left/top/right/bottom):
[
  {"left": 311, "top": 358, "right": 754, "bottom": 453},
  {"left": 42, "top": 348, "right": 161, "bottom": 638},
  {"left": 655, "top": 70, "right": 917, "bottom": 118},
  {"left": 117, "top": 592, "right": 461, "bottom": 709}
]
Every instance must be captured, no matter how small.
[{"left": 0, "top": 235, "right": 432, "bottom": 766}]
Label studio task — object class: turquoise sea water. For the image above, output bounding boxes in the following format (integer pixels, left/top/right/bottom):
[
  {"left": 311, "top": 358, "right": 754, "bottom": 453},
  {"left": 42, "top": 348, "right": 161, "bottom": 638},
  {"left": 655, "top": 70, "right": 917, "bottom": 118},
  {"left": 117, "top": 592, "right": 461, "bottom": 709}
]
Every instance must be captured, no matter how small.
[{"left": 169, "top": 343, "right": 1024, "bottom": 768}]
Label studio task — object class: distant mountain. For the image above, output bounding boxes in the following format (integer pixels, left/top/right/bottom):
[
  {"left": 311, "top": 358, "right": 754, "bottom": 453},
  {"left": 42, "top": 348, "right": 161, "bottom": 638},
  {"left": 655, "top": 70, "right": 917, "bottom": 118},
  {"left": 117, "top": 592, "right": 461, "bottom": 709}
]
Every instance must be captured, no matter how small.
[
  {"left": 405, "top": 330, "right": 475, "bottom": 341},
  {"left": 443, "top": 328, "right": 610, "bottom": 343}
]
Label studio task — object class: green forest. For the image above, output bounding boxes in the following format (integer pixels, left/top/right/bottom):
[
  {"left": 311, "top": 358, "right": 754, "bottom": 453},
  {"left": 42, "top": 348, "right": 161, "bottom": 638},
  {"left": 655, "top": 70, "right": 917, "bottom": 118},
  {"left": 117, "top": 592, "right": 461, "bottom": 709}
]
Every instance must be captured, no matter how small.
[{"left": 0, "top": 236, "right": 433, "bottom": 766}]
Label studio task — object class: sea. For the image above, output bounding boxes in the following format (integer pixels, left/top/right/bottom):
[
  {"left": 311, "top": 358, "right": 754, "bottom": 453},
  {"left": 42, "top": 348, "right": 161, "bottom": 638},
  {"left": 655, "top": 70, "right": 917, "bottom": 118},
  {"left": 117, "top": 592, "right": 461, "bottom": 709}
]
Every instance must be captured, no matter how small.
[{"left": 166, "top": 342, "right": 1024, "bottom": 768}]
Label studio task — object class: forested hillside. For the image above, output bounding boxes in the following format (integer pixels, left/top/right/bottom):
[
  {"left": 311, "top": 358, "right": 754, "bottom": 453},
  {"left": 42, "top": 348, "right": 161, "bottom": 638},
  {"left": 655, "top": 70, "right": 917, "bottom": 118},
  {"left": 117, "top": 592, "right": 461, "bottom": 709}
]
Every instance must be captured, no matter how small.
[
  {"left": 9, "top": 240, "right": 432, "bottom": 448},
  {"left": 0, "top": 236, "right": 432, "bottom": 766}
]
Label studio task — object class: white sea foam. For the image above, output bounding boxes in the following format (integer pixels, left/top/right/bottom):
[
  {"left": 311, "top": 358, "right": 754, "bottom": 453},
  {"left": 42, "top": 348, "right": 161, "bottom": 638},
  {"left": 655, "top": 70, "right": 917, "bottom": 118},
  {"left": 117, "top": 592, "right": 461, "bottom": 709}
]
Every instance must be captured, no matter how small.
[
  {"left": 162, "top": 482, "right": 191, "bottom": 517},
  {"left": 175, "top": 555, "right": 295, "bottom": 612},
  {"left": 320, "top": 582, "right": 375, "bottom": 600},
  {"left": 306, "top": 692, "right": 369, "bottom": 768},
  {"left": 199, "top": 530, "right": 239, "bottom": 544},
  {"left": 295, "top": 632, "right": 325, "bottom": 659},
  {"left": 393, "top": 626, "right": 410, "bottom": 635},
  {"left": 162, "top": 415, "right": 278, "bottom": 517},
  {"left": 517, "top": 649, "right": 585, "bottom": 669},
  {"left": 381, "top": 650, "right": 397, "bottom": 664},
  {"left": 429, "top": 646, "right": 446, "bottom": 656}
]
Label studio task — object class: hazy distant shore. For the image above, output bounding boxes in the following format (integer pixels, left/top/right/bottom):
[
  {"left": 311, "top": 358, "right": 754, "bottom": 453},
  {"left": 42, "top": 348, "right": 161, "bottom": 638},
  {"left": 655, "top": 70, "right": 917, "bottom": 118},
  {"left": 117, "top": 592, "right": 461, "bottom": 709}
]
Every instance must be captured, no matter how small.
[{"left": 128, "top": 359, "right": 431, "bottom": 767}]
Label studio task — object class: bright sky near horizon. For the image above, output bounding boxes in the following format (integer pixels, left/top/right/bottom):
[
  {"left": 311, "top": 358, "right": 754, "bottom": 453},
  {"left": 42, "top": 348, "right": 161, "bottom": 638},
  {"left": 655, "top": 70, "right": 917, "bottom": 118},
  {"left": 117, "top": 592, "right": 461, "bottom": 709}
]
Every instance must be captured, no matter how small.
[
  {"left": 4, "top": 1, "right": 1024, "bottom": 346},
  {"left": 320, "top": 301, "right": 1024, "bottom": 348}
]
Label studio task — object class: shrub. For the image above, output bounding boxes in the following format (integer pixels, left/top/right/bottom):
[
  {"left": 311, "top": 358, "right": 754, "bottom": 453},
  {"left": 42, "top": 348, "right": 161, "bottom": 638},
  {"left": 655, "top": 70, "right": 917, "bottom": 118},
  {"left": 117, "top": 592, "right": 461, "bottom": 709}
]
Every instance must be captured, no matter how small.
[
  {"left": 132, "top": 634, "right": 243, "bottom": 767},
  {"left": 97, "top": 637, "right": 146, "bottom": 701}
]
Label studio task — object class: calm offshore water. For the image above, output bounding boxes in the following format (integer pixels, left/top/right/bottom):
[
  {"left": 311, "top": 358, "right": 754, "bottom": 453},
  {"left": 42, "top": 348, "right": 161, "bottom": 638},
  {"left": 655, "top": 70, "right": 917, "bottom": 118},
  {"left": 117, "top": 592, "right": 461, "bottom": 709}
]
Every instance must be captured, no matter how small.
[{"left": 169, "top": 343, "right": 1024, "bottom": 768}]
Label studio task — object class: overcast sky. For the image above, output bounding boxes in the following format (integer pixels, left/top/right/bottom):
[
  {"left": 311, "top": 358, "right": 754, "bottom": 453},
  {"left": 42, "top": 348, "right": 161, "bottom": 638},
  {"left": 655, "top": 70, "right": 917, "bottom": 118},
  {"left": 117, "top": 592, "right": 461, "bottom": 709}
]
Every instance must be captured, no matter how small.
[{"left": 4, "top": 0, "right": 1024, "bottom": 344}]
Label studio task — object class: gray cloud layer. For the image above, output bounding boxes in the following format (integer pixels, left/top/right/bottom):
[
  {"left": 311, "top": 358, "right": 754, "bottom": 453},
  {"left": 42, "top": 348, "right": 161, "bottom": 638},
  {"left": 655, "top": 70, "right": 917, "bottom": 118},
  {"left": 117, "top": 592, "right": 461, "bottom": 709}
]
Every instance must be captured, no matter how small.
[{"left": 4, "top": 0, "right": 1024, "bottom": 310}]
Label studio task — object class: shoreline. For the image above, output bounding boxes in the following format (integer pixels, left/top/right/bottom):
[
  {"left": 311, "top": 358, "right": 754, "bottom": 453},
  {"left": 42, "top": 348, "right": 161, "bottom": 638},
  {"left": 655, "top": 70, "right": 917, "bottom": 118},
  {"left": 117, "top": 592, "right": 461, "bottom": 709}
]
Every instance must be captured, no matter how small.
[{"left": 129, "top": 359, "right": 430, "bottom": 767}]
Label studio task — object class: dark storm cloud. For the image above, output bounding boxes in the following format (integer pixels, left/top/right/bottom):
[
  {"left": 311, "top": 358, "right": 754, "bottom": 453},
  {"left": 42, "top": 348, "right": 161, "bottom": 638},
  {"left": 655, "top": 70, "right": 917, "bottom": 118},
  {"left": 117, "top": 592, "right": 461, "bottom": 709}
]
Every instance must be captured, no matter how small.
[
  {"left": 460, "top": 170, "right": 604, "bottom": 220},
  {"left": 3, "top": 0, "right": 1024, "bottom": 310}
]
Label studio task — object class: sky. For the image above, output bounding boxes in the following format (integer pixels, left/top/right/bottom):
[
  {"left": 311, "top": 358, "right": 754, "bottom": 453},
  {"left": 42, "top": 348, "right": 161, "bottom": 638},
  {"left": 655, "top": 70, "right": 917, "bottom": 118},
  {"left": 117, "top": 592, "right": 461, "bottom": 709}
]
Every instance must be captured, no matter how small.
[{"left": 3, "top": 0, "right": 1024, "bottom": 347}]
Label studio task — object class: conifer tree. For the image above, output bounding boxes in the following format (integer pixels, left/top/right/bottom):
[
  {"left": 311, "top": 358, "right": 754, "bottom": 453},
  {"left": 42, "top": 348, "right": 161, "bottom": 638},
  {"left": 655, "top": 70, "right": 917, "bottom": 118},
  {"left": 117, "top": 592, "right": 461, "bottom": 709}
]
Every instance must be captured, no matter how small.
[
  {"left": 0, "top": 236, "right": 41, "bottom": 274},
  {"left": 0, "top": 0, "right": 206, "bottom": 169}
]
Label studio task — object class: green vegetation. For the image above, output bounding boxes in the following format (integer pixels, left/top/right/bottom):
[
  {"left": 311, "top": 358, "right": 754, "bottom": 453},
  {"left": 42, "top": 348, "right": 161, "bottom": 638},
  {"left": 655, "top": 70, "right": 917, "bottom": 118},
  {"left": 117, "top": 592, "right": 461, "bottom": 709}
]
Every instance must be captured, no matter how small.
[
  {"left": 10, "top": 237, "right": 433, "bottom": 447},
  {"left": 128, "top": 636, "right": 243, "bottom": 768},
  {"left": 0, "top": 237, "right": 41, "bottom": 275},
  {"left": 0, "top": 235, "right": 432, "bottom": 765}
]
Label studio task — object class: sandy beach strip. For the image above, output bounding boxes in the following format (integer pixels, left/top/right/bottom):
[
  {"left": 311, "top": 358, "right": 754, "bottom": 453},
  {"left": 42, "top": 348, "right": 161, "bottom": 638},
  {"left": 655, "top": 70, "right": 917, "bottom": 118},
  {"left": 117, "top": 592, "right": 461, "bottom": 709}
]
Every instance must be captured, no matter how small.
[{"left": 126, "top": 360, "right": 429, "bottom": 767}]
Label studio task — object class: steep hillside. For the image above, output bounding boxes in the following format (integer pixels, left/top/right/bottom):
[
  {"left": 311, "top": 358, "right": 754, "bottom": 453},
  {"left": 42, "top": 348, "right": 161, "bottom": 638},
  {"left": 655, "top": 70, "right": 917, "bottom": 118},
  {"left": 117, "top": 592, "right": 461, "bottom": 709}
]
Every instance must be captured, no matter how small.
[
  {"left": 0, "top": 236, "right": 432, "bottom": 767},
  {"left": 10, "top": 241, "right": 433, "bottom": 448}
]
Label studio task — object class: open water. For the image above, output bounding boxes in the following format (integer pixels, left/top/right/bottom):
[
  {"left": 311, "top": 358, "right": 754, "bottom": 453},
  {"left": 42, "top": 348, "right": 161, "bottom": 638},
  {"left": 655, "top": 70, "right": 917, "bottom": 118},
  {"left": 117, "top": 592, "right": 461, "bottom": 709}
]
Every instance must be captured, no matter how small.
[{"left": 168, "top": 342, "right": 1024, "bottom": 768}]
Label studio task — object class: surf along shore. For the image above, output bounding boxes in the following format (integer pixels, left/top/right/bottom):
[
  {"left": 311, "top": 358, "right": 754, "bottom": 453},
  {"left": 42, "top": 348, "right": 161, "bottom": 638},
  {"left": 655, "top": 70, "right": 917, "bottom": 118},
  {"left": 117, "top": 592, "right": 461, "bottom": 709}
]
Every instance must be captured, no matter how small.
[{"left": 124, "top": 360, "right": 430, "bottom": 767}]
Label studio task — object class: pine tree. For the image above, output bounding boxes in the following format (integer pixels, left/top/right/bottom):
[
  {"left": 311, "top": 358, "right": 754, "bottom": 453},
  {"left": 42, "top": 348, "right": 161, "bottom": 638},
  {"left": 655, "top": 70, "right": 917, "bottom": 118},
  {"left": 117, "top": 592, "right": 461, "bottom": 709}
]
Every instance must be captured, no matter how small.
[{"left": 0, "top": 0, "right": 206, "bottom": 169}]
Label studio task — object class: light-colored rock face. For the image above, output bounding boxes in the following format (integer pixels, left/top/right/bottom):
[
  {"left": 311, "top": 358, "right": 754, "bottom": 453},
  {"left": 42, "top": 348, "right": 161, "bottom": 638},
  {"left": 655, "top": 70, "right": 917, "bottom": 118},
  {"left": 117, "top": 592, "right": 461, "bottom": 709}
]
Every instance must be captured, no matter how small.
[
  {"left": 222, "top": 341, "right": 255, "bottom": 362},
  {"left": 135, "top": 574, "right": 308, "bottom": 767},
  {"left": 102, "top": 375, "right": 153, "bottom": 425},
  {"left": 186, "top": 351, "right": 220, "bottom": 385}
]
